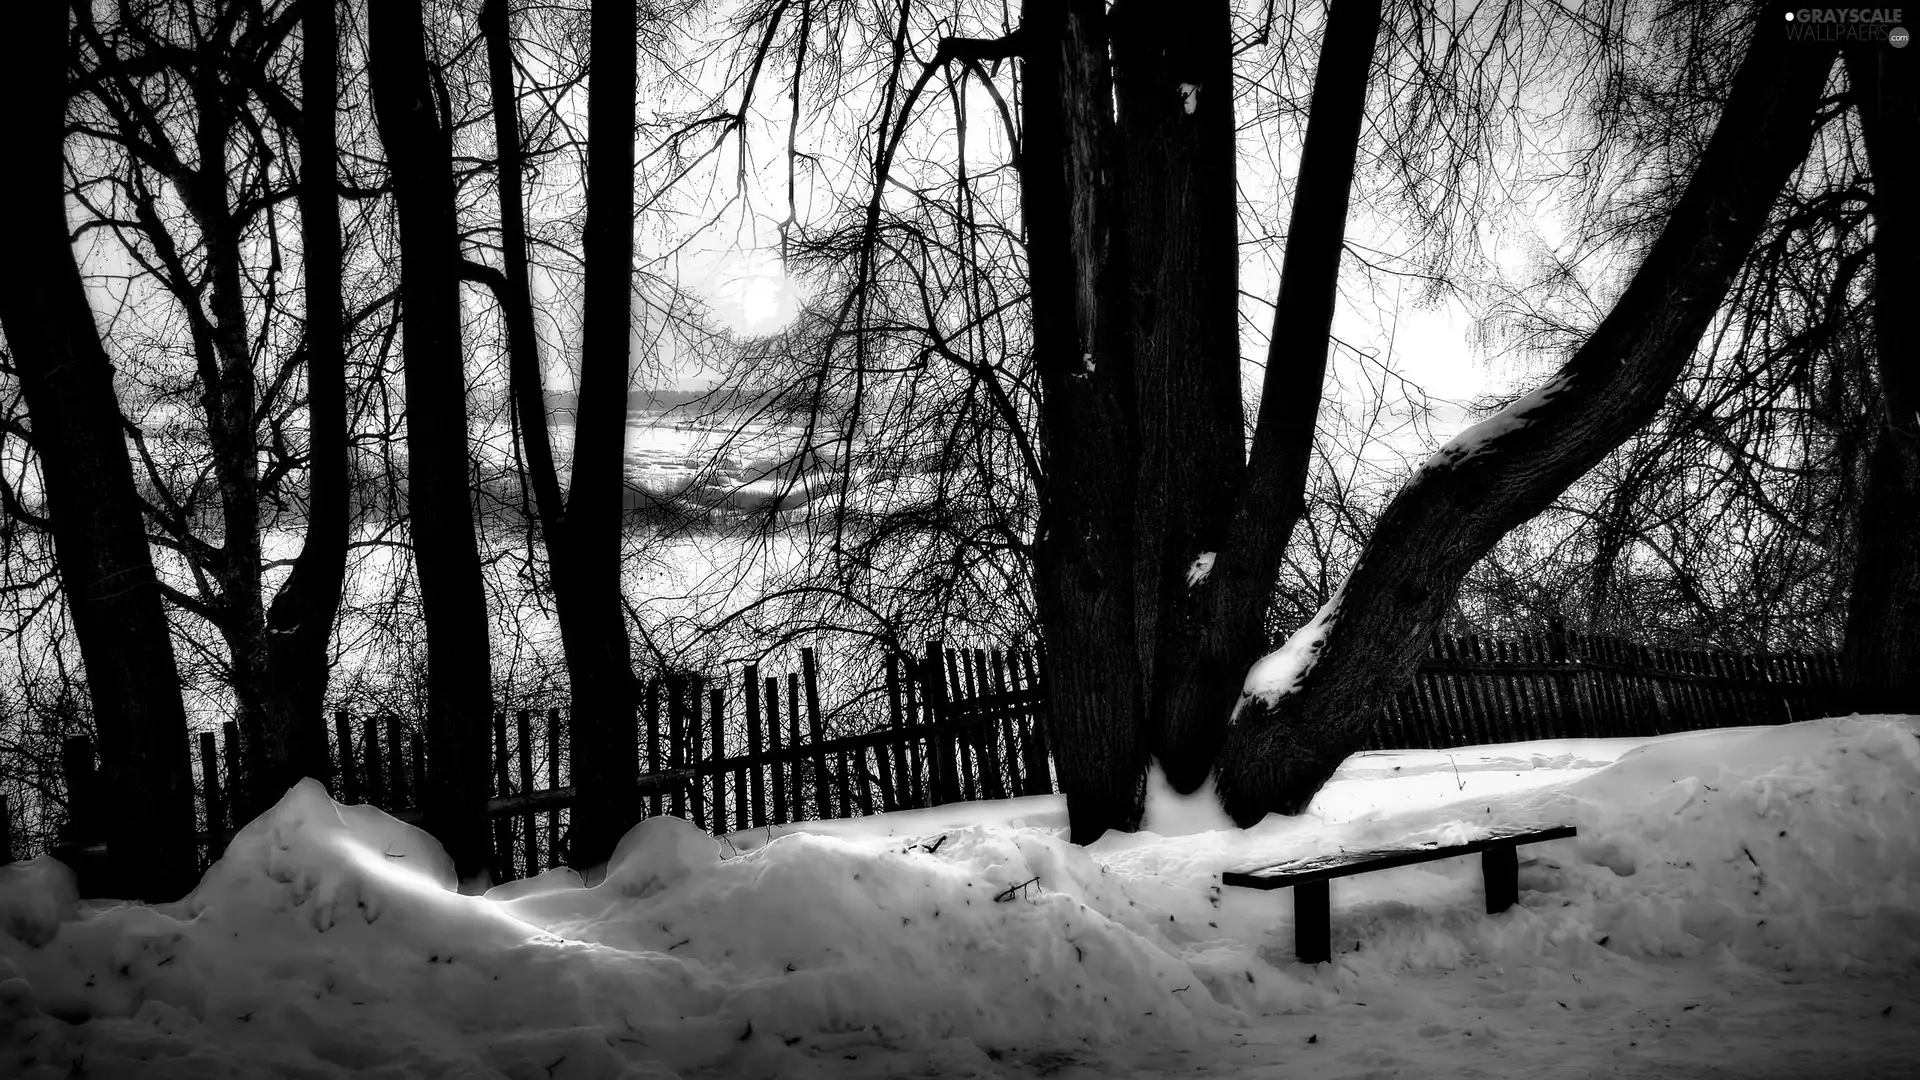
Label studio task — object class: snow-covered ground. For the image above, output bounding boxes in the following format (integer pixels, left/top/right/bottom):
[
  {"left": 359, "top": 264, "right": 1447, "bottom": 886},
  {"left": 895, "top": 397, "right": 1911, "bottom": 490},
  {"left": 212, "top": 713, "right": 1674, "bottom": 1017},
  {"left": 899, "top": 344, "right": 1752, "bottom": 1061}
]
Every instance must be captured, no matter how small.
[{"left": 3, "top": 715, "right": 1916, "bottom": 1078}]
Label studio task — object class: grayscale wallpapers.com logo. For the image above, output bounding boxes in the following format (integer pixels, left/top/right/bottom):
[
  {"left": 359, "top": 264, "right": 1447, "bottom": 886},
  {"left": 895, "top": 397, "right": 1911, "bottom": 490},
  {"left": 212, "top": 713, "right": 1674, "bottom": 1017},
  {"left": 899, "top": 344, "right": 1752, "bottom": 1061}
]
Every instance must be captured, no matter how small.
[{"left": 1784, "top": 8, "right": 1910, "bottom": 44}]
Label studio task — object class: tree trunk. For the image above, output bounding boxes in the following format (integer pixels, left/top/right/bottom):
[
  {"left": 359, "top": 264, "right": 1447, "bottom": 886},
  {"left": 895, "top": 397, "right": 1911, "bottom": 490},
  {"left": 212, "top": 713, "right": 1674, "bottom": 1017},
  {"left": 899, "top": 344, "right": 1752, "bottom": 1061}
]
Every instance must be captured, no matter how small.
[
  {"left": 1148, "top": 0, "right": 1381, "bottom": 793},
  {"left": 562, "top": 0, "right": 642, "bottom": 871},
  {"left": 480, "top": 0, "right": 640, "bottom": 872},
  {"left": 1021, "top": 0, "right": 1150, "bottom": 843},
  {"left": 368, "top": 0, "right": 496, "bottom": 884},
  {"left": 1212, "top": 16, "right": 1836, "bottom": 824},
  {"left": 1109, "top": 0, "right": 1247, "bottom": 790},
  {"left": 1840, "top": 45, "right": 1920, "bottom": 714},
  {"left": 261, "top": 0, "right": 350, "bottom": 804},
  {"left": 477, "top": 0, "right": 563, "bottom": 535},
  {"left": 0, "top": 2, "right": 198, "bottom": 901}
]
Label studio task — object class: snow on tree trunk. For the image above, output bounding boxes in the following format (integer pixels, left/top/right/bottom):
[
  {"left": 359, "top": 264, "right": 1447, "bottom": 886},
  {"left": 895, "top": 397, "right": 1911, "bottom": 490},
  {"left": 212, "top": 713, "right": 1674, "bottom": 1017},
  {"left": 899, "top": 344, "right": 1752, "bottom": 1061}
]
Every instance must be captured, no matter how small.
[{"left": 1150, "top": 0, "right": 1382, "bottom": 795}]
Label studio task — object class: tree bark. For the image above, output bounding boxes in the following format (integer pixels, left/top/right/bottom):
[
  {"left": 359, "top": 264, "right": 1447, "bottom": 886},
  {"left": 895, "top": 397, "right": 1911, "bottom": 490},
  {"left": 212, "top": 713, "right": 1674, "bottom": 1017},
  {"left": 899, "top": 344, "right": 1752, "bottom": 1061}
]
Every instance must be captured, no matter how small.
[
  {"left": 1840, "top": 45, "right": 1920, "bottom": 714},
  {"left": 1213, "top": 15, "right": 1836, "bottom": 824},
  {"left": 1109, "top": 0, "right": 1247, "bottom": 790},
  {"left": 0, "top": 2, "right": 198, "bottom": 901},
  {"left": 1021, "top": 0, "right": 1150, "bottom": 843},
  {"left": 260, "top": 0, "right": 350, "bottom": 804},
  {"left": 562, "top": 0, "right": 642, "bottom": 871},
  {"left": 480, "top": 0, "right": 641, "bottom": 872},
  {"left": 1148, "top": 0, "right": 1381, "bottom": 793},
  {"left": 368, "top": 0, "right": 496, "bottom": 884}
]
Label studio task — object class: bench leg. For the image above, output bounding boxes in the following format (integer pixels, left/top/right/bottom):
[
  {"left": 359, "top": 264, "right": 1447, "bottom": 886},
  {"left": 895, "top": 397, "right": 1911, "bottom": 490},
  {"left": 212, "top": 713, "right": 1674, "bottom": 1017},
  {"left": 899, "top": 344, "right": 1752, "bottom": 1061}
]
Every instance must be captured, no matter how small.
[
  {"left": 1294, "top": 880, "right": 1331, "bottom": 964},
  {"left": 1482, "top": 842, "right": 1519, "bottom": 914}
]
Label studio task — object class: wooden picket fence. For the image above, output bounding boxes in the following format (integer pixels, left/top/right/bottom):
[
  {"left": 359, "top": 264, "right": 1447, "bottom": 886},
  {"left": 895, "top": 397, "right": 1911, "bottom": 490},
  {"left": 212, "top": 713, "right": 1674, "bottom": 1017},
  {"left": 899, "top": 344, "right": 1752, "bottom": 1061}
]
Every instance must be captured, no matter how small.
[
  {"left": 30, "top": 643, "right": 1052, "bottom": 882},
  {"left": 1362, "top": 621, "right": 1846, "bottom": 751},
  {"left": 11, "top": 625, "right": 1849, "bottom": 877}
]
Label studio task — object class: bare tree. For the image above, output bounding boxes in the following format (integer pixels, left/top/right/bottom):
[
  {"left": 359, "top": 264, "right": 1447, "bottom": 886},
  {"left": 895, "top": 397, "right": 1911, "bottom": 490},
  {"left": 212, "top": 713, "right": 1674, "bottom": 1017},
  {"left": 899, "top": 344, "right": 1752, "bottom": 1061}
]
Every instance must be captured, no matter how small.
[
  {"left": 0, "top": 1, "right": 197, "bottom": 900},
  {"left": 1215, "top": 14, "right": 1838, "bottom": 822},
  {"left": 368, "top": 0, "right": 495, "bottom": 885}
]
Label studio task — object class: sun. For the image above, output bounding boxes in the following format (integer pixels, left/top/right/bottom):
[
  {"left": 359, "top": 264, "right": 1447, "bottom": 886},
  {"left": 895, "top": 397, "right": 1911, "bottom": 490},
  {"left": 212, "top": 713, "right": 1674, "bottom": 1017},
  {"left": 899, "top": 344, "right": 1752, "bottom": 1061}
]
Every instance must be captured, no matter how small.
[{"left": 711, "top": 251, "right": 799, "bottom": 336}]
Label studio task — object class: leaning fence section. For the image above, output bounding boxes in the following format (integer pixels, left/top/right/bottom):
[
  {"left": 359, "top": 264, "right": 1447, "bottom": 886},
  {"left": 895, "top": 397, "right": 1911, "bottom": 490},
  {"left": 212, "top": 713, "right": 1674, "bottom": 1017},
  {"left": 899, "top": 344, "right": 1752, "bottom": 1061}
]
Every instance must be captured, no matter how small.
[{"left": 13, "top": 626, "right": 1848, "bottom": 876}]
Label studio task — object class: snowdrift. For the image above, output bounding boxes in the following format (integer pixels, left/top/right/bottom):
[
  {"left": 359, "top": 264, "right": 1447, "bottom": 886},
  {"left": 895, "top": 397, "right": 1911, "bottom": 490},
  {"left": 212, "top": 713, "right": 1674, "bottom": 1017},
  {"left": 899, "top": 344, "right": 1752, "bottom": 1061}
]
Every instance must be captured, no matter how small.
[{"left": 0, "top": 715, "right": 1914, "bottom": 1078}]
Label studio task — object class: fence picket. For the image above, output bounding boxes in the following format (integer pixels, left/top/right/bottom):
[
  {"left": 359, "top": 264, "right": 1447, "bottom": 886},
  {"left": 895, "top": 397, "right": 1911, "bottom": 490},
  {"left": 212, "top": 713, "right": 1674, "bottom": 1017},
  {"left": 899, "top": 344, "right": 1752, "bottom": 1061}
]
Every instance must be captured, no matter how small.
[
  {"left": 517, "top": 710, "right": 536, "bottom": 875},
  {"left": 199, "top": 731, "right": 224, "bottom": 837},
  {"left": 991, "top": 649, "right": 1025, "bottom": 797},
  {"left": 493, "top": 711, "right": 513, "bottom": 880},
  {"left": 409, "top": 733, "right": 425, "bottom": 810},
  {"left": 712, "top": 685, "right": 735, "bottom": 836},
  {"left": 646, "top": 679, "right": 663, "bottom": 817},
  {"left": 803, "top": 651, "right": 830, "bottom": 822},
  {"left": 546, "top": 709, "right": 562, "bottom": 867},
  {"left": 745, "top": 667, "right": 766, "bottom": 828},
  {"left": 668, "top": 678, "right": 687, "bottom": 820},
  {"left": 689, "top": 676, "right": 706, "bottom": 830},
  {"left": 880, "top": 655, "right": 904, "bottom": 811},
  {"left": 924, "top": 641, "right": 956, "bottom": 805},
  {"left": 765, "top": 674, "right": 786, "bottom": 824}
]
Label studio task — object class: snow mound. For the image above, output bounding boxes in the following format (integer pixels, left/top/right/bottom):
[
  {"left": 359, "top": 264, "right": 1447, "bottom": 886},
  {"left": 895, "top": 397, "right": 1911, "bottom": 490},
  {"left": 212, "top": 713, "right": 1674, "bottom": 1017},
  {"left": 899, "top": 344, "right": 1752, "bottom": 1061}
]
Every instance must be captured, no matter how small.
[
  {"left": 0, "top": 856, "right": 79, "bottom": 948},
  {"left": 0, "top": 716, "right": 1913, "bottom": 1077},
  {"left": 603, "top": 814, "right": 720, "bottom": 898},
  {"left": 1513, "top": 715, "right": 1920, "bottom": 973}
]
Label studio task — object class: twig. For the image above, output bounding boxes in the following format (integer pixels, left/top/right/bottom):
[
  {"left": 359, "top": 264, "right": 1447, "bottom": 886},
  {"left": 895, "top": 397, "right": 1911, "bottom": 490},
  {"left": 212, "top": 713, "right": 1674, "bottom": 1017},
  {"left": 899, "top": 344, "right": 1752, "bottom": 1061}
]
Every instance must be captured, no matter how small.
[{"left": 992, "top": 875, "right": 1039, "bottom": 902}]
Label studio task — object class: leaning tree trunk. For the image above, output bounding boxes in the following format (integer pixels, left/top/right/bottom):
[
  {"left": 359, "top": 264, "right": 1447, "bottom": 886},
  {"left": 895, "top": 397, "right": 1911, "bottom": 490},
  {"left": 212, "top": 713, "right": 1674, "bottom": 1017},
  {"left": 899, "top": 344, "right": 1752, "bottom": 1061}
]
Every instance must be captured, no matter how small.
[
  {"left": 261, "top": 0, "right": 350, "bottom": 802},
  {"left": 368, "top": 0, "right": 496, "bottom": 885},
  {"left": 1213, "top": 13, "right": 1837, "bottom": 824},
  {"left": 1839, "top": 45, "right": 1920, "bottom": 714},
  {"left": 1110, "top": 0, "right": 1245, "bottom": 789},
  {"left": 561, "top": 0, "right": 642, "bottom": 872},
  {"left": 1148, "top": 0, "right": 1382, "bottom": 793},
  {"left": 1021, "top": 0, "right": 1151, "bottom": 842},
  {"left": 0, "top": 2, "right": 198, "bottom": 901}
]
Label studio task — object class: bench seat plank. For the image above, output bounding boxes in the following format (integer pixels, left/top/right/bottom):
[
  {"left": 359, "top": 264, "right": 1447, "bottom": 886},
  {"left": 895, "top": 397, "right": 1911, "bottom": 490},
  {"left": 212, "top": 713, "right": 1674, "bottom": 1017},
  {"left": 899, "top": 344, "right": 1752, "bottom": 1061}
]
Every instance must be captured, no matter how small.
[
  {"left": 1222, "top": 824, "right": 1577, "bottom": 890},
  {"left": 1222, "top": 824, "right": 1577, "bottom": 965}
]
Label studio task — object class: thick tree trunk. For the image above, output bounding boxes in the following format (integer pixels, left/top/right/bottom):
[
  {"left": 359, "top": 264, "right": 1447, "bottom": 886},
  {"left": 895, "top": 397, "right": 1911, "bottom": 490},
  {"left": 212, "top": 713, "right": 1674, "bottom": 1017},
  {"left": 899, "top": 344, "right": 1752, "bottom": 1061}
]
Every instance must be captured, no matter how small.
[
  {"left": 1149, "top": 0, "right": 1381, "bottom": 793},
  {"left": 368, "top": 0, "right": 496, "bottom": 884},
  {"left": 260, "top": 0, "right": 349, "bottom": 804},
  {"left": 1840, "top": 46, "right": 1920, "bottom": 714},
  {"left": 1021, "top": 0, "right": 1149, "bottom": 843},
  {"left": 1109, "top": 0, "right": 1246, "bottom": 789},
  {"left": 562, "top": 0, "right": 642, "bottom": 871},
  {"left": 1213, "top": 16, "right": 1836, "bottom": 824},
  {"left": 0, "top": 3, "right": 198, "bottom": 901}
]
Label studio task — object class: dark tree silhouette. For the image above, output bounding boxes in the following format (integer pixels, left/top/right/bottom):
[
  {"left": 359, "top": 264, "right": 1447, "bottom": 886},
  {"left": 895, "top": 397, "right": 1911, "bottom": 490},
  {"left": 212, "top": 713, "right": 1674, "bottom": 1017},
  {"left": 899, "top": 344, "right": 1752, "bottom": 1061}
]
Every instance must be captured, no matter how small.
[
  {"left": 474, "top": 0, "right": 641, "bottom": 873},
  {"left": 368, "top": 0, "right": 495, "bottom": 885},
  {"left": 0, "top": 2, "right": 198, "bottom": 901},
  {"left": 1840, "top": 45, "right": 1920, "bottom": 713},
  {"left": 1021, "top": 0, "right": 1385, "bottom": 840},
  {"left": 260, "top": 0, "right": 350, "bottom": 804}
]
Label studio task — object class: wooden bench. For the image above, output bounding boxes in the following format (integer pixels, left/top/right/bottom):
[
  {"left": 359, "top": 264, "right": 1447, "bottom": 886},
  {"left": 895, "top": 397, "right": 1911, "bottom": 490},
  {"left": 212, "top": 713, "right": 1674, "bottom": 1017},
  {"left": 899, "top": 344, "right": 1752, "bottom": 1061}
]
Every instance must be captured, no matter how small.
[{"left": 1222, "top": 823, "right": 1577, "bottom": 964}]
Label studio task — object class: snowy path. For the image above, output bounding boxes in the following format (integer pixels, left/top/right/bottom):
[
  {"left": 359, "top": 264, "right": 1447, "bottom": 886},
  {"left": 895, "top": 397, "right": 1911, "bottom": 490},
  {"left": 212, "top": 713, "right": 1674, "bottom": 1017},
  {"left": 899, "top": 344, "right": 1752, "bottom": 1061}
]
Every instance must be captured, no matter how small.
[{"left": 2, "top": 716, "right": 1916, "bottom": 1078}]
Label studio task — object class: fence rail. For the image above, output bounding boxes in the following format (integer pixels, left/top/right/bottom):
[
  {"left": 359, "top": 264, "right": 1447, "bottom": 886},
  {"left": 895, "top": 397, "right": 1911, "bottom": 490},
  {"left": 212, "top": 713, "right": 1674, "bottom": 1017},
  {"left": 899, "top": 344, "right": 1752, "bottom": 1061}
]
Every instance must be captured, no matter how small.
[{"left": 10, "top": 623, "right": 1848, "bottom": 883}]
